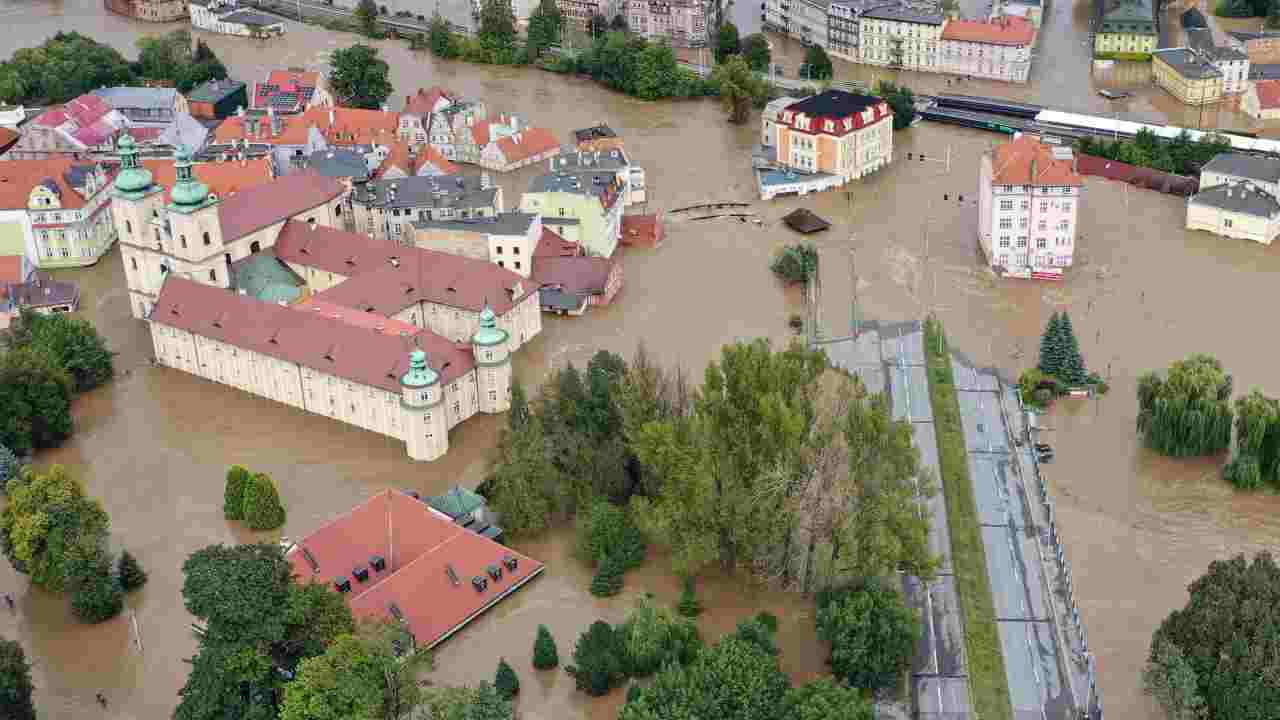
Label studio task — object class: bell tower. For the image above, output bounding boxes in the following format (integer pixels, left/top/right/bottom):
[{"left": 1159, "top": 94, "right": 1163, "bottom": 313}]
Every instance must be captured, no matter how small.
[
  {"left": 166, "top": 145, "right": 227, "bottom": 286},
  {"left": 472, "top": 303, "right": 512, "bottom": 414},
  {"left": 400, "top": 349, "right": 449, "bottom": 461},
  {"left": 111, "top": 133, "right": 165, "bottom": 320}
]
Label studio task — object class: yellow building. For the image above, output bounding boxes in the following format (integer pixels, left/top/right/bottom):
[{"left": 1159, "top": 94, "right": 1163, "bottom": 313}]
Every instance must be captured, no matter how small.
[
  {"left": 1093, "top": 0, "right": 1156, "bottom": 59},
  {"left": 857, "top": 5, "right": 945, "bottom": 71},
  {"left": 1186, "top": 182, "right": 1280, "bottom": 245},
  {"left": 1152, "top": 48, "right": 1224, "bottom": 106}
]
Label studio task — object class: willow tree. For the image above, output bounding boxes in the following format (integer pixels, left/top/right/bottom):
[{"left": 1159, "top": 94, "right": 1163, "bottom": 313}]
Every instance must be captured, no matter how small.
[
  {"left": 1223, "top": 390, "right": 1280, "bottom": 490},
  {"left": 1136, "top": 355, "right": 1233, "bottom": 457}
]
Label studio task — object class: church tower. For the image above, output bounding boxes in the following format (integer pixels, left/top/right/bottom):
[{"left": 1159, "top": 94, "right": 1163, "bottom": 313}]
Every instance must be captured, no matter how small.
[
  {"left": 111, "top": 134, "right": 165, "bottom": 319},
  {"left": 165, "top": 145, "right": 228, "bottom": 287},
  {"left": 472, "top": 304, "right": 512, "bottom": 414},
  {"left": 401, "top": 349, "right": 449, "bottom": 461}
]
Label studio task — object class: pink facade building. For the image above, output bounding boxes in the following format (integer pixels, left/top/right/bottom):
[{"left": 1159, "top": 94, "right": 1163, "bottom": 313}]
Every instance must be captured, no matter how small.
[
  {"left": 978, "top": 133, "right": 1083, "bottom": 280},
  {"left": 627, "top": 0, "right": 707, "bottom": 47}
]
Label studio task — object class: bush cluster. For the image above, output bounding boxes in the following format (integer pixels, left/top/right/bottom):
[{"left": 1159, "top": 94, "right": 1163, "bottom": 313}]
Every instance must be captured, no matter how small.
[{"left": 223, "top": 465, "right": 287, "bottom": 530}]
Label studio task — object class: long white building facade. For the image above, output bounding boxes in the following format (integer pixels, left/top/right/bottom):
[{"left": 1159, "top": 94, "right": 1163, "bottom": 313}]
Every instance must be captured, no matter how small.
[{"left": 112, "top": 134, "right": 538, "bottom": 461}]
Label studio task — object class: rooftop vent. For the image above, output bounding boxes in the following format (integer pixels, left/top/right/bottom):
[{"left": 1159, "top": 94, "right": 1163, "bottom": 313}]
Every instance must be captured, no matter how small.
[
  {"left": 503, "top": 554, "right": 517, "bottom": 572},
  {"left": 370, "top": 554, "right": 387, "bottom": 572},
  {"left": 353, "top": 565, "right": 370, "bottom": 582},
  {"left": 446, "top": 563, "right": 460, "bottom": 586},
  {"left": 302, "top": 547, "right": 320, "bottom": 573},
  {"left": 334, "top": 576, "right": 352, "bottom": 593},
  {"left": 471, "top": 575, "right": 488, "bottom": 593},
  {"left": 487, "top": 564, "right": 503, "bottom": 581}
]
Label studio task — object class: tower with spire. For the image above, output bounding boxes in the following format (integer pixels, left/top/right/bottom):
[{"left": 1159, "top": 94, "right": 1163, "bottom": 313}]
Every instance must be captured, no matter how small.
[
  {"left": 111, "top": 133, "right": 167, "bottom": 319},
  {"left": 472, "top": 302, "right": 512, "bottom": 414},
  {"left": 400, "top": 349, "right": 450, "bottom": 461},
  {"left": 165, "top": 144, "right": 224, "bottom": 277}
]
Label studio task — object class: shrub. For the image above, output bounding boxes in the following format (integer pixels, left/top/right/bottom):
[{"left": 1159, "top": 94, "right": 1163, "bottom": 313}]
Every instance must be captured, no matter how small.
[
  {"left": 589, "top": 554, "right": 624, "bottom": 597},
  {"left": 0, "top": 445, "right": 17, "bottom": 493},
  {"left": 0, "top": 637, "right": 35, "bottom": 720},
  {"left": 533, "top": 624, "right": 559, "bottom": 669},
  {"left": 816, "top": 576, "right": 920, "bottom": 692},
  {"left": 71, "top": 569, "right": 123, "bottom": 624},
  {"left": 223, "top": 465, "right": 251, "bottom": 520},
  {"left": 734, "top": 612, "right": 779, "bottom": 656},
  {"left": 1136, "top": 355, "right": 1233, "bottom": 457},
  {"left": 576, "top": 500, "right": 646, "bottom": 570},
  {"left": 617, "top": 597, "right": 702, "bottom": 676},
  {"left": 677, "top": 576, "right": 702, "bottom": 617},
  {"left": 569, "top": 620, "right": 625, "bottom": 696},
  {"left": 241, "top": 472, "right": 286, "bottom": 530},
  {"left": 770, "top": 243, "right": 818, "bottom": 285},
  {"left": 494, "top": 657, "right": 519, "bottom": 699},
  {"left": 117, "top": 550, "right": 148, "bottom": 592}
]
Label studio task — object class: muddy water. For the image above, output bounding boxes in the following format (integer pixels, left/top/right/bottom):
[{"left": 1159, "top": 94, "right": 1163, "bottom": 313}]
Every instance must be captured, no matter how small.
[{"left": 4, "top": 2, "right": 1280, "bottom": 719}]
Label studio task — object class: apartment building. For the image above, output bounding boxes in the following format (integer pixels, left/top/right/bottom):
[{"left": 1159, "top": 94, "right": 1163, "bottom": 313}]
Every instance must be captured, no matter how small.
[
  {"left": 628, "top": 0, "right": 706, "bottom": 45},
  {"left": 858, "top": 4, "right": 945, "bottom": 71},
  {"left": 1152, "top": 48, "right": 1225, "bottom": 106},
  {"left": 1227, "top": 30, "right": 1280, "bottom": 63},
  {"left": 1187, "top": 28, "right": 1250, "bottom": 95},
  {"left": 828, "top": 0, "right": 893, "bottom": 61},
  {"left": 1187, "top": 153, "right": 1280, "bottom": 244},
  {"left": 349, "top": 174, "right": 502, "bottom": 244},
  {"left": 411, "top": 212, "right": 541, "bottom": 278},
  {"left": 1093, "top": 0, "right": 1157, "bottom": 59},
  {"left": 520, "top": 170, "right": 625, "bottom": 257},
  {"left": 771, "top": 90, "right": 894, "bottom": 180},
  {"left": 938, "top": 16, "right": 1035, "bottom": 83},
  {"left": 766, "top": 0, "right": 830, "bottom": 48},
  {"left": 977, "top": 133, "right": 1084, "bottom": 279},
  {"left": 0, "top": 159, "right": 116, "bottom": 269}
]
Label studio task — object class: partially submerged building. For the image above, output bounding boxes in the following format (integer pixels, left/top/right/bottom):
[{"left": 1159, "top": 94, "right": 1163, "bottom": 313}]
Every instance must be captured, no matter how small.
[{"left": 1187, "top": 152, "right": 1280, "bottom": 244}]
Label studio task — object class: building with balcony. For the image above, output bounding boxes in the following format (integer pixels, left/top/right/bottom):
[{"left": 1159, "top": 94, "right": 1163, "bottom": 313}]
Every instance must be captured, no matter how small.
[
  {"left": 978, "top": 133, "right": 1084, "bottom": 279},
  {"left": 828, "top": 0, "right": 895, "bottom": 61},
  {"left": 938, "top": 16, "right": 1036, "bottom": 83},
  {"left": 858, "top": 3, "right": 945, "bottom": 71},
  {"left": 1093, "top": 0, "right": 1156, "bottom": 60},
  {"left": 628, "top": 0, "right": 706, "bottom": 47},
  {"left": 770, "top": 90, "right": 894, "bottom": 180}
]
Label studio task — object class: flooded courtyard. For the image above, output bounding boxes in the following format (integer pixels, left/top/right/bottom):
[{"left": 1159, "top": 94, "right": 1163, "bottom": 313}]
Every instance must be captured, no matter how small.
[{"left": 3, "top": 1, "right": 1280, "bottom": 719}]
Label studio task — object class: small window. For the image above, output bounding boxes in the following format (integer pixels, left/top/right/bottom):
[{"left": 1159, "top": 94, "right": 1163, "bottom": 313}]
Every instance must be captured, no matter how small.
[
  {"left": 208, "top": 269, "right": 217, "bottom": 282},
  {"left": 498, "top": 260, "right": 504, "bottom": 267},
  {"left": 514, "top": 261, "right": 521, "bottom": 270},
  {"left": 125, "top": 220, "right": 132, "bottom": 235},
  {"left": 131, "top": 257, "right": 138, "bottom": 270},
  {"left": 495, "top": 246, "right": 503, "bottom": 254},
  {"left": 180, "top": 235, "right": 187, "bottom": 249},
  {"left": 203, "top": 231, "right": 211, "bottom": 245}
]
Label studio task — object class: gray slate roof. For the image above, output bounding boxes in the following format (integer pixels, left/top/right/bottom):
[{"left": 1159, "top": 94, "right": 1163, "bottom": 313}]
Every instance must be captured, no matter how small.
[
  {"left": 413, "top": 212, "right": 538, "bottom": 235},
  {"left": 539, "top": 287, "right": 586, "bottom": 311},
  {"left": 189, "top": 79, "right": 247, "bottom": 104},
  {"left": 528, "top": 170, "right": 618, "bottom": 196},
  {"left": 305, "top": 148, "right": 368, "bottom": 179},
  {"left": 862, "top": 3, "right": 944, "bottom": 24},
  {"left": 354, "top": 174, "right": 498, "bottom": 211},
  {"left": 159, "top": 112, "right": 211, "bottom": 151},
  {"left": 220, "top": 9, "right": 282, "bottom": 26},
  {"left": 1186, "top": 29, "right": 1248, "bottom": 62},
  {"left": 92, "top": 86, "right": 177, "bottom": 111},
  {"left": 1229, "top": 30, "right": 1280, "bottom": 42},
  {"left": 1202, "top": 152, "right": 1280, "bottom": 184},
  {"left": 550, "top": 147, "right": 631, "bottom": 172},
  {"left": 1190, "top": 183, "right": 1280, "bottom": 217},
  {"left": 1152, "top": 48, "right": 1222, "bottom": 79},
  {"left": 1251, "top": 63, "right": 1280, "bottom": 80}
]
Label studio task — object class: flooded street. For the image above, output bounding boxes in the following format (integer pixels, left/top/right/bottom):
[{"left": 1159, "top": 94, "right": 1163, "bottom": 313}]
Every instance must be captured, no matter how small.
[{"left": 2, "top": 2, "right": 1280, "bottom": 719}]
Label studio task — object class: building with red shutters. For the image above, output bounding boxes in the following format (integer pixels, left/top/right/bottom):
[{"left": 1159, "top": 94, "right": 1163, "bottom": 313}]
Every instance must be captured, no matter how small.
[{"left": 758, "top": 90, "right": 895, "bottom": 199}]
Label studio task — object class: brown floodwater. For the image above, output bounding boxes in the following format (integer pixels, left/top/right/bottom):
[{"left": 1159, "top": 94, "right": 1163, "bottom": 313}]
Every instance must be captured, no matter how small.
[{"left": 4, "top": 2, "right": 1280, "bottom": 719}]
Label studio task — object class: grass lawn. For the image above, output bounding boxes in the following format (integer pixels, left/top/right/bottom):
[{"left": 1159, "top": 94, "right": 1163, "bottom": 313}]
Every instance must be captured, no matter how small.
[{"left": 923, "top": 317, "right": 1013, "bottom": 720}]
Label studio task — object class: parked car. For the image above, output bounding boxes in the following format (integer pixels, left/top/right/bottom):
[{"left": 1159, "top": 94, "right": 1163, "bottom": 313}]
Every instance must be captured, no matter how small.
[{"left": 1098, "top": 89, "right": 1131, "bottom": 100}]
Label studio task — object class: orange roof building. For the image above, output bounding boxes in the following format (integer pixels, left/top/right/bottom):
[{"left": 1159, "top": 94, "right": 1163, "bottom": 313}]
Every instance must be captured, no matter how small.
[
  {"left": 1245, "top": 78, "right": 1280, "bottom": 120},
  {"left": 479, "top": 127, "right": 561, "bottom": 172},
  {"left": 939, "top": 16, "right": 1036, "bottom": 83},
  {"left": 0, "top": 158, "right": 117, "bottom": 269},
  {"left": 142, "top": 156, "right": 274, "bottom": 203},
  {"left": 286, "top": 490, "right": 544, "bottom": 650},
  {"left": 978, "top": 133, "right": 1083, "bottom": 279},
  {"left": 214, "top": 106, "right": 400, "bottom": 148}
]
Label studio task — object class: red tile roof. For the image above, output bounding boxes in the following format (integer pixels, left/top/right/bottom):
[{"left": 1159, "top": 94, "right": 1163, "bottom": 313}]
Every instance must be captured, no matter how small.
[
  {"left": 267, "top": 68, "right": 321, "bottom": 90},
  {"left": 990, "top": 134, "right": 1083, "bottom": 187},
  {"left": 470, "top": 120, "right": 492, "bottom": 149},
  {"left": 0, "top": 256, "right": 23, "bottom": 286},
  {"left": 215, "top": 171, "right": 346, "bottom": 243},
  {"left": 533, "top": 227, "right": 580, "bottom": 258},
  {"left": 275, "top": 221, "right": 534, "bottom": 316},
  {"left": 0, "top": 128, "right": 19, "bottom": 153},
  {"left": 1256, "top": 79, "right": 1280, "bottom": 109},
  {"left": 941, "top": 16, "right": 1035, "bottom": 45},
  {"left": 287, "top": 490, "right": 544, "bottom": 650},
  {"left": 491, "top": 127, "right": 559, "bottom": 165},
  {"left": 375, "top": 141, "right": 458, "bottom": 179},
  {"left": 621, "top": 214, "right": 663, "bottom": 248},
  {"left": 403, "top": 86, "right": 455, "bottom": 116},
  {"left": 214, "top": 106, "right": 399, "bottom": 147},
  {"left": 532, "top": 256, "right": 614, "bottom": 295},
  {"left": 143, "top": 157, "right": 274, "bottom": 204},
  {"left": 151, "top": 277, "right": 476, "bottom": 390},
  {"left": 0, "top": 159, "right": 107, "bottom": 210},
  {"left": 293, "top": 299, "right": 422, "bottom": 336}
]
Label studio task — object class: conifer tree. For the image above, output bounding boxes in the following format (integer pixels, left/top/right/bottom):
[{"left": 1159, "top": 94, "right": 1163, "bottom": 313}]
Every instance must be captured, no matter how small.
[
  {"left": 495, "top": 657, "right": 520, "bottom": 699},
  {"left": 677, "top": 576, "right": 702, "bottom": 617},
  {"left": 1058, "top": 312, "right": 1087, "bottom": 385},
  {"left": 223, "top": 465, "right": 251, "bottom": 520},
  {"left": 117, "top": 549, "right": 148, "bottom": 591},
  {"left": 241, "top": 472, "right": 286, "bottom": 531},
  {"left": 590, "top": 554, "right": 624, "bottom": 597},
  {"left": 533, "top": 624, "right": 559, "bottom": 669},
  {"left": 1037, "top": 313, "right": 1062, "bottom": 379}
]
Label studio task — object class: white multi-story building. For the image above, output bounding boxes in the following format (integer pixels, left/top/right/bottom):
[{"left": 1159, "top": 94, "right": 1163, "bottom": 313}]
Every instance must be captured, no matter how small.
[
  {"left": 858, "top": 3, "right": 945, "bottom": 71},
  {"left": 978, "top": 133, "right": 1084, "bottom": 279},
  {"left": 189, "top": 0, "right": 285, "bottom": 37},
  {"left": 0, "top": 158, "right": 116, "bottom": 269},
  {"left": 627, "top": 0, "right": 706, "bottom": 47},
  {"left": 1186, "top": 152, "right": 1280, "bottom": 245},
  {"left": 112, "top": 133, "right": 539, "bottom": 461},
  {"left": 938, "top": 16, "right": 1035, "bottom": 83}
]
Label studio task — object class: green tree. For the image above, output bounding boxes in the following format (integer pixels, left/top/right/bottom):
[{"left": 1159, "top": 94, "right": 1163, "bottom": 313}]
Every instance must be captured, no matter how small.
[
  {"left": 876, "top": 81, "right": 916, "bottom": 129},
  {"left": 715, "top": 21, "right": 740, "bottom": 63},
  {"left": 619, "top": 635, "right": 789, "bottom": 720},
  {"left": 117, "top": 549, "right": 148, "bottom": 591},
  {"left": 741, "top": 33, "right": 771, "bottom": 72},
  {"left": 479, "top": 0, "right": 518, "bottom": 51},
  {"left": 588, "top": 13, "right": 609, "bottom": 37},
  {"left": 355, "top": 0, "right": 380, "bottom": 36},
  {"left": 1057, "top": 312, "right": 1087, "bottom": 384},
  {"left": 175, "top": 640, "right": 279, "bottom": 720},
  {"left": 782, "top": 678, "right": 874, "bottom": 720},
  {"left": 610, "top": 13, "right": 629, "bottom": 30},
  {"left": 803, "top": 45, "right": 833, "bottom": 80},
  {"left": 428, "top": 13, "right": 460, "bottom": 57},
  {"left": 280, "top": 624, "right": 429, "bottom": 720},
  {"left": 494, "top": 657, "right": 519, "bottom": 699},
  {"left": 617, "top": 596, "right": 702, "bottom": 676},
  {"left": 486, "top": 414, "right": 560, "bottom": 535},
  {"left": 279, "top": 580, "right": 356, "bottom": 666},
  {"left": 0, "top": 445, "right": 17, "bottom": 492},
  {"left": 816, "top": 579, "right": 921, "bottom": 692},
  {"left": 459, "top": 682, "right": 513, "bottom": 720},
  {"left": 1037, "top": 312, "right": 1064, "bottom": 379},
  {"left": 181, "top": 543, "right": 293, "bottom": 646},
  {"left": 527, "top": 0, "right": 563, "bottom": 59},
  {"left": 0, "top": 32, "right": 132, "bottom": 105},
  {"left": 509, "top": 380, "right": 530, "bottom": 430},
  {"left": 733, "top": 612, "right": 779, "bottom": 656},
  {"left": 770, "top": 243, "right": 819, "bottom": 285},
  {"left": 10, "top": 309, "right": 114, "bottom": 392},
  {"left": 1223, "top": 390, "right": 1280, "bottom": 490},
  {"left": 576, "top": 500, "right": 647, "bottom": 570},
  {"left": 589, "top": 553, "right": 624, "bottom": 597},
  {"left": 1149, "top": 552, "right": 1280, "bottom": 720},
  {"left": 533, "top": 624, "right": 560, "bottom": 669},
  {"left": 241, "top": 472, "right": 286, "bottom": 531},
  {"left": 1143, "top": 637, "right": 1207, "bottom": 720},
  {"left": 0, "top": 637, "right": 35, "bottom": 720},
  {"left": 224, "top": 465, "right": 252, "bottom": 520},
  {"left": 628, "top": 41, "right": 684, "bottom": 100},
  {"left": 70, "top": 564, "right": 123, "bottom": 623},
  {"left": 1136, "top": 355, "right": 1234, "bottom": 457},
  {"left": 0, "top": 347, "right": 74, "bottom": 454},
  {"left": 677, "top": 576, "right": 703, "bottom": 617},
  {"left": 0, "top": 465, "right": 109, "bottom": 592},
  {"left": 329, "top": 44, "right": 393, "bottom": 109},
  {"left": 710, "top": 55, "right": 768, "bottom": 124},
  {"left": 569, "top": 620, "right": 626, "bottom": 696}
]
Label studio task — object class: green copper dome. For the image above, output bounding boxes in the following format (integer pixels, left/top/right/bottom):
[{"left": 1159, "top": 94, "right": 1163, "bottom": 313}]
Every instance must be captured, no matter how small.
[
  {"left": 472, "top": 303, "right": 509, "bottom": 348},
  {"left": 113, "top": 134, "right": 155, "bottom": 195},
  {"left": 401, "top": 350, "right": 439, "bottom": 388},
  {"left": 168, "top": 144, "right": 211, "bottom": 210}
]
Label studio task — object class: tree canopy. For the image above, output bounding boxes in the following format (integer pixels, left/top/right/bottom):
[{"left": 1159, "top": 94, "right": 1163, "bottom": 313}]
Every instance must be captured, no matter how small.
[
  {"left": 328, "top": 44, "right": 393, "bottom": 110},
  {"left": 1147, "top": 552, "right": 1280, "bottom": 720},
  {"left": 1076, "top": 129, "right": 1232, "bottom": 176},
  {"left": 1036, "top": 311, "right": 1087, "bottom": 385},
  {"left": 1223, "top": 390, "right": 1280, "bottom": 490},
  {"left": 10, "top": 309, "right": 114, "bottom": 393},
  {"left": 0, "top": 637, "right": 35, "bottom": 720},
  {"left": 803, "top": 46, "right": 833, "bottom": 80},
  {"left": 0, "top": 32, "right": 132, "bottom": 105},
  {"left": 0, "top": 465, "right": 109, "bottom": 592},
  {"left": 618, "top": 634, "right": 789, "bottom": 720},
  {"left": 741, "top": 33, "right": 772, "bottom": 72},
  {"left": 1136, "top": 354, "right": 1234, "bottom": 457},
  {"left": 279, "top": 624, "right": 429, "bottom": 720},
  {"left": 816, "top": 579, "right": 921, "bottom": 691},
  {"left": 181, "top": 543, "right": 294, "bottom": 647},
  {"left": 526, "top": 0, "right": 563, "bottom": 60},
  {"left": 715, "top": 21, "right": 741, "bottom": 63},
  {"left": 710, "top": 55, "right": 768, "bottom": 124},
  {"left": 135, "top": 30, "right": 229, "bottom": 93},
  {"left": 876, "top": 81, "right": 916, "bottom": 130},
  {"left": 0, "top": 347, "right": 73, "bottom": 455},
  {"left": 782, "top": 678, "right": 874, "bottom": 720}
]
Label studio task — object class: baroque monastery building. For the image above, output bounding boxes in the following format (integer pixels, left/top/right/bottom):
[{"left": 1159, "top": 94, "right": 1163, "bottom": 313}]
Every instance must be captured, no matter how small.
[{"left": 111, "top": 134, "right": 538, "bottom": 461}]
